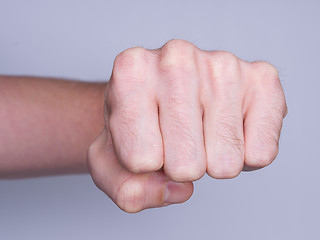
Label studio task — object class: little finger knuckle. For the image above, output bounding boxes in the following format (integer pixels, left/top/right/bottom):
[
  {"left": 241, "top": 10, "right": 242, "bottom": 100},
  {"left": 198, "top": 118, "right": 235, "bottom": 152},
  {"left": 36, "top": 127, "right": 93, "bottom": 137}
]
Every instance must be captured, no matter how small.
[
  {"left": 252, "top": 61, "right": 278, "bottom": 77},
  {"left": 246, "top": 129, "right": 279, "bottom": 167},
  {"left": 246, "top": 146, "right": 278, "bottom": 168},
  {"left": 250, "top": 61, "right": 280, "bottom": 88}
]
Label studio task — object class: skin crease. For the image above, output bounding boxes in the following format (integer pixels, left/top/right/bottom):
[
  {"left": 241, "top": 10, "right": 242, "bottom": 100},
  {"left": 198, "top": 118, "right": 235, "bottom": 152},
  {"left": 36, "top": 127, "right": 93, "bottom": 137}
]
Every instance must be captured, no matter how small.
[{"left": 0, "top": 39, "right": 287, "bottom": 213}]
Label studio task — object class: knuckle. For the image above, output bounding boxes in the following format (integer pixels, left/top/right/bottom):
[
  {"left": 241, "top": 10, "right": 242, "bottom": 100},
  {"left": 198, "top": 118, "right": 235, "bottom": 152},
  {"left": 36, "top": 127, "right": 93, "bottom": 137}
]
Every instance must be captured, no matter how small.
[
  {"left": 163, "top": 131, "right": 206, "bottom": 181},
  {"left": 166, "top": 164, "right": 205, "bottom": 182},
  {"left": 164, "top": 133, "right": 206, "bottom": 182},
  {"left": 252, "top": 61, "right": 278, "bottom": 76},
  {"left": 115, "top": 177, "right": 145, "bottom": 213},
  {"left": 208, "top": 51, "right": 240, "bottom": 68},
  {"left": 162, "top": 39, "right": 195, "bottom": 54},
  {"left": 216, "top": 119, "right": 244, "bottom": 156},
  {"left": 109, "top": 48, "right": 149, "bottom": 108},
  {"left": 109, "top": 111, "right": 163, "bottom": 174},
  {"left": 245, "top": 124, "right": 280, "bottom": 167},
  {"left": 112, "top": 47, "right": 147, "bottom": 87},
  {"left": 124, "top": 152, "right": 162, "bottom": 174},
  {"left": 245, "top": 145, "right": 278, "bottom": 168},
  {"left": 248, "top": 62, "right": 287, "bottom": 118},
  {"left": 114, "top": 47, "right": 147, "bottom": 70},
  {"left": 250, "top": 61, "right": 280, "bottom": 88},
  {"left": 207, "top": 51, "right": 241, "bottom": 85},
  {"left": 159, "top": 39, "right": 196, "bottom": 74},
  {"left": 207, "top": 118, "right": 244, "bottom": 179},
  {"left": 211, "top": 51, "right": 239, "bottom": 63},
  {"left": 207, "top": 160, "right": 243, "bottom": 179}
]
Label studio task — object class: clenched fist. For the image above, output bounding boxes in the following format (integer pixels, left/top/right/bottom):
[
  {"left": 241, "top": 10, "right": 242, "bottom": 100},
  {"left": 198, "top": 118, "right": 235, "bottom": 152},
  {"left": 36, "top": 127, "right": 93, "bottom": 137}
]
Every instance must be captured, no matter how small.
[{"left": 88, "top": 39, "right": 287, "bottom": 212}]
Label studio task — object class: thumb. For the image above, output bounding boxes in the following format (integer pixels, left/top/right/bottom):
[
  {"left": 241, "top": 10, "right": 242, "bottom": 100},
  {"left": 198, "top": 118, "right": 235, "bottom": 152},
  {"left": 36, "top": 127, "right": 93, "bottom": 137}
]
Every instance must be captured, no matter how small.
[{"left": 87, "top": 128, "right": 194, "bottom": 213}]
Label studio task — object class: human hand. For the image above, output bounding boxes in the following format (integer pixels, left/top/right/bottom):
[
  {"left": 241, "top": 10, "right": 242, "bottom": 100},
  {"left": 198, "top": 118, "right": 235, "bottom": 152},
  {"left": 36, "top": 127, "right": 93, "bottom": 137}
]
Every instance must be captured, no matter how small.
[{"left": 88, "top": 39, "right": 287, "bottom": 212}]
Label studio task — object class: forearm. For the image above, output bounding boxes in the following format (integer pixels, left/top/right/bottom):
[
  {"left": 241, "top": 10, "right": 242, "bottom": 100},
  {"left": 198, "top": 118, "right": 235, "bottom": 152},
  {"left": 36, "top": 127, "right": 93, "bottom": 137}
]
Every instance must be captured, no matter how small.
[{"left": 0, "top": 75, "right": 106, "bottom": 178}]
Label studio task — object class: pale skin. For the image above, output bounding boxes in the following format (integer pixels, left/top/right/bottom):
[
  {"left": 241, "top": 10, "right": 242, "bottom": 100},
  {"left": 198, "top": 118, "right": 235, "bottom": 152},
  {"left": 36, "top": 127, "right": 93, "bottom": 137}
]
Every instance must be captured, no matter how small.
[{"left": 0, "top": 39, "right": 287, "bottom": 213}]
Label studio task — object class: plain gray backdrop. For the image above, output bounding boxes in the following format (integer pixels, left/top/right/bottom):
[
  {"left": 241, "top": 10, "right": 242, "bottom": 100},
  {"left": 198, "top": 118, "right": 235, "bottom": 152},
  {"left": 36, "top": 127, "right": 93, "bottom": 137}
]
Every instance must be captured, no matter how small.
[{"left": 0, "top": 0, "right": 319, "bottom": 239}]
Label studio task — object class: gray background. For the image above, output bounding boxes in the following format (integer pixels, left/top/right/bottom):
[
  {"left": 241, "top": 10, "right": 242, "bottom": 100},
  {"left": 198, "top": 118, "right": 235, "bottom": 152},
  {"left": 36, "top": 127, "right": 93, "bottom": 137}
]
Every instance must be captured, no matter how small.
[{"left": 0, "top": 0, "right": 319, "bottom": 239}]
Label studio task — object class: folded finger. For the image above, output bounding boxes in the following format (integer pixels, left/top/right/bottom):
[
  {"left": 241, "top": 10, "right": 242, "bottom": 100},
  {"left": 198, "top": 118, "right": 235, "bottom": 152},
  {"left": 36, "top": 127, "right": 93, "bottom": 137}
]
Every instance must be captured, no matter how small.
[{"left": 87, "top": 128, "right": 193, "bottom": 213}]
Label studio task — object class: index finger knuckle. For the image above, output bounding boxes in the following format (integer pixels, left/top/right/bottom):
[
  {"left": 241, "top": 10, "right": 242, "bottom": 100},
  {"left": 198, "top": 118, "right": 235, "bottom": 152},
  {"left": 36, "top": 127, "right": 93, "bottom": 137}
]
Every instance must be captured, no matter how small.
[{"left": 112, "top": 47, "right": 148, "bottom": 90}]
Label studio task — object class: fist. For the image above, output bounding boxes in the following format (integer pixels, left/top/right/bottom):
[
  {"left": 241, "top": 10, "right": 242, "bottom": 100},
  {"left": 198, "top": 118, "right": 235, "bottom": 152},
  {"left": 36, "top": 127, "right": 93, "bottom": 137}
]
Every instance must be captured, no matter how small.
[{"left": 88, "top": 39, "right": 287, "bottom": 212}]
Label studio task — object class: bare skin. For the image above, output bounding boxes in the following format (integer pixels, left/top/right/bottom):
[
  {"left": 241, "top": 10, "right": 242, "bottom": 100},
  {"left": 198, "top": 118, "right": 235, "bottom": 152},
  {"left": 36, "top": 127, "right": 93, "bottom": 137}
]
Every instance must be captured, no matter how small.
[
  {"left": 0, "top": 76, "right": 106, "bottom": 178},
  {"left": 88, "top": 40, "right": 287, "bottom": 212},
  {"left": 0, "top": 39, "right": 287, "bottom": 213}
]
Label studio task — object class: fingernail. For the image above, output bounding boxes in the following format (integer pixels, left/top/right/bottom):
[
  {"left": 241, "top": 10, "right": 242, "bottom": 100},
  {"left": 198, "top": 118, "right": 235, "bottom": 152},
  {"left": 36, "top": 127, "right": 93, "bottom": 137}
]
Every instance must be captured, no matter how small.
[{"left": 164, "top": 181, "right": 187, "bottom": 204}]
